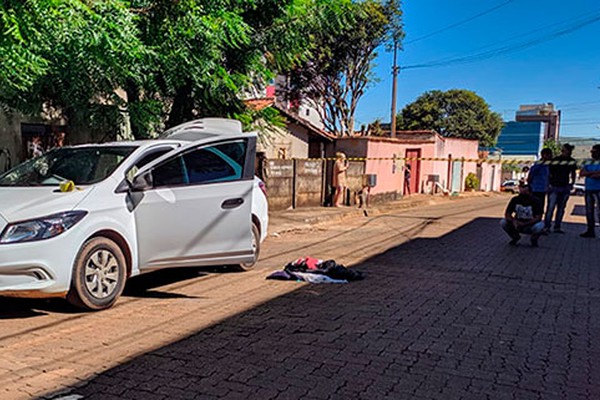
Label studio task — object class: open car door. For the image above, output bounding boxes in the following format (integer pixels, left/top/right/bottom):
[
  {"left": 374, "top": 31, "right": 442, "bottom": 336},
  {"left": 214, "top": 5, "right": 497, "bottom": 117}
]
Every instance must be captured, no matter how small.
[{"left": 132, "top": 133, "right": 256, "bottom": 269}]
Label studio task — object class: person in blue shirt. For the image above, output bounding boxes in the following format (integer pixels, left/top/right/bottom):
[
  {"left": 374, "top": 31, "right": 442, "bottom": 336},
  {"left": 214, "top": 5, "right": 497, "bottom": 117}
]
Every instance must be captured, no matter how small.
[
  {"left": 527, "top": 148, "right": 552, "bottom": 211},
  {"left": 580, "top": 144, "right": 600, "bottom": 238}
]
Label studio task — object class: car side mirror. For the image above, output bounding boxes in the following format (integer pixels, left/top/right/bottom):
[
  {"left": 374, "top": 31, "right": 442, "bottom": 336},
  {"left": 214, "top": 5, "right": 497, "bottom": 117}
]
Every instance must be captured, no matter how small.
[{"left": 131, "top": 171, "right": 153, "bottom": 192}]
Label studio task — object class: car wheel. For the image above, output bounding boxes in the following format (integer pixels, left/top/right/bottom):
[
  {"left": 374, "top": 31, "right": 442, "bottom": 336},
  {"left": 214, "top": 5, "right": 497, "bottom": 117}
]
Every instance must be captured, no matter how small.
[
  {"left": 238, "top": 223, "right": 261, "bottom": 271},
  {"left": 67, "top": 237, "right": 127, "bottom": 311}
]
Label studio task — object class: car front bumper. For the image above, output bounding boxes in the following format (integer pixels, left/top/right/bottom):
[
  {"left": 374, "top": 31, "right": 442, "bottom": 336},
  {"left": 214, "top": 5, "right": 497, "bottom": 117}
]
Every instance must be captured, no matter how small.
[{"left": 0, "top": 230, "right": 79, "bottom": 298}]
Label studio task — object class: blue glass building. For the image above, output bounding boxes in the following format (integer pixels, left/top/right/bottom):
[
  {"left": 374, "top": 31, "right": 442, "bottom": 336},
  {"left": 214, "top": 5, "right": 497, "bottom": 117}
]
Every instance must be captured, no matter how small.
[{"left": 496, "top": 121, "right": 544, "bottom": 157}]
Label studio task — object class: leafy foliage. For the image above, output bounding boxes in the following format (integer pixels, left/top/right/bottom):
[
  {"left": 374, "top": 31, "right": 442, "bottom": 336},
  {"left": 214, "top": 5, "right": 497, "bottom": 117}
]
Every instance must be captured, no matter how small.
[
  {"left": 398, "top": 89, "right": 503, "bottom": 147},
  {"left": 0, "top": 0, "right": 145, "bottom": 136},
  {"left": 543, "top": 139, "right": 561, "bottom": 156},
  {"left": 0, "top": 0, "right": 319, "bottom": 140},
  {"left": 464, "top": 172, "right": 479, "bottom": 190},
  {"left": 286, "top": 0, "right": 403, "bottom": 136}
]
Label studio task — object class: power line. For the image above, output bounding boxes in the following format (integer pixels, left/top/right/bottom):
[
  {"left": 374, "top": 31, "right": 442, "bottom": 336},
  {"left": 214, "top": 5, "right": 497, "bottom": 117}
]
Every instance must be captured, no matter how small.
[
  {"left": 403, "top": 9, "right": 600, "bottom": 70},
  {"left": 559, "top": 100, "right": 600, "bottom": 107},
  {"left": 404, "top": 0, "right": 515, "bottom": 45}
]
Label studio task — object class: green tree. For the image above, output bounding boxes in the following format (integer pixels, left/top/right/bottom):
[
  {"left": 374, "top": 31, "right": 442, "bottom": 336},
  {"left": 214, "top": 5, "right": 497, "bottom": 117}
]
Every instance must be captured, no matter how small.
[
  {"left": 398, "top": 89, "right": 503, "bottom": 147},
  {"left": 286, "top": 0, "right": 403, "bottom": 136},
  {"left": 0, "top": 0, "right": 317, "bottom": 140},
  {"left": 124, "top": 0, "right": 316, "bottom": 137},
  {"left": 543, "top": 139, "right": 561, "bottom": 156},
  {"left": 0, "top": 0, "right": 145, "bottom": 138}
]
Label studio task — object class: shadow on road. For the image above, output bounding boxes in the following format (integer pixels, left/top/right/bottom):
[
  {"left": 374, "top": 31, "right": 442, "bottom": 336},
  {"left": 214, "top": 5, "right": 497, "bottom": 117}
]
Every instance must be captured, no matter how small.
[
  {"left": 0, "top": 266, "right": 241, "bottom": 318},
  {"left": 41, "top": 217, "right": 600, "bottom": 400}
]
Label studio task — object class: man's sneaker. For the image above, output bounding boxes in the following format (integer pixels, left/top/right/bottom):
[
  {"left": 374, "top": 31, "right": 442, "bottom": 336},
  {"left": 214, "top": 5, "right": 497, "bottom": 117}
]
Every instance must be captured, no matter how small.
[
  {"left": 553, "top": 229, "right": 565, "bottom": 234},
  {"left": 580, "top": 231, "right": 596, "bottom": 238},
  {"left": 530, "top": 237, "right": 539, "bottom": 247}
]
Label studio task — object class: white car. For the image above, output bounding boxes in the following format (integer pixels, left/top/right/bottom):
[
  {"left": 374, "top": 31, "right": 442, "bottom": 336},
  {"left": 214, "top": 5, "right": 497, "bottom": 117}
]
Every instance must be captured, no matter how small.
[{"left": 0, "top": 119, "right": 268, "bottom": 310}]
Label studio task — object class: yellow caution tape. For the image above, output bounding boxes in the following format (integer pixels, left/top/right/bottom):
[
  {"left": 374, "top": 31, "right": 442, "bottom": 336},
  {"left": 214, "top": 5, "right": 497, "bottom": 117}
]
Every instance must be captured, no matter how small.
[{"left": 286, "top": 157, "right": 598, "bottom": 166}]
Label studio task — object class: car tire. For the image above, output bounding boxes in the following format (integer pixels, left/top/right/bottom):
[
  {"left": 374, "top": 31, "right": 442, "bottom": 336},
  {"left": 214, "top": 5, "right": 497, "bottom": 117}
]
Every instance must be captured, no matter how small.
[
  {"left": 67, "top": 237, "right": 127, "bottom": 311},
  {"left": 238, "top": 223, "right": 261, "bottom": 271}
]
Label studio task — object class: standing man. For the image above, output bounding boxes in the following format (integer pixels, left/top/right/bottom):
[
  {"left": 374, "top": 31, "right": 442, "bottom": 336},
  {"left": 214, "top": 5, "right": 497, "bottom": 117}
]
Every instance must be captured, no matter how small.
[
  {"left": 580, "top": 144, "right": 600, "bottom": 238},
  {"left": 545, "top": 143, "right": 577, "bottom": 234},
  {"left": 501, "top": 183, "right": 545, "bottom": 247},
  {"left": 404, "top": 164, "right": 412, "bottom": 196},
  {"left": 332, "top": 152, "right": 348, "bottom": 207},
  {"left": 527, "top": 148, "right": 552, "bottom": 211}
]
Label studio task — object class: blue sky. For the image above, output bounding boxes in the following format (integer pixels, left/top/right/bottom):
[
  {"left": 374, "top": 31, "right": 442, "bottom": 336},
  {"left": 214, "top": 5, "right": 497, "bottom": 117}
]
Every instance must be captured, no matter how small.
[{"left": 355, "top": 0, "right": 600, "bottom": 138}]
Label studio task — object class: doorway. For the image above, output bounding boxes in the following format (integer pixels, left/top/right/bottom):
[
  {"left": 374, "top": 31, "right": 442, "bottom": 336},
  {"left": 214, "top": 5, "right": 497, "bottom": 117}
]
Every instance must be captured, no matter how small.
[{"left": 405, "top": 149, "right": 421, "bottom": 195}]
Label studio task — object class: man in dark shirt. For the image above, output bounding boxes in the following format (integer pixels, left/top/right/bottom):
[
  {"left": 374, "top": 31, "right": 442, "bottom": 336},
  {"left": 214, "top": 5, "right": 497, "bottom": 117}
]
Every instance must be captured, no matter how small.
[
  {"left": 544, "top": 143, "right": 577, "bottom": 233},
  {"left": 501, "top": 183, "right": 545, "bottom": 247}
]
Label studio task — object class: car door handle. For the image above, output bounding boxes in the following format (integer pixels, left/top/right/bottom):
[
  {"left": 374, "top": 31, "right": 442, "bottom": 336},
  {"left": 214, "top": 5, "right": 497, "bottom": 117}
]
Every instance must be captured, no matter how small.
[{"left": 221, "top": 198, "right": 244, "bottom": 209}]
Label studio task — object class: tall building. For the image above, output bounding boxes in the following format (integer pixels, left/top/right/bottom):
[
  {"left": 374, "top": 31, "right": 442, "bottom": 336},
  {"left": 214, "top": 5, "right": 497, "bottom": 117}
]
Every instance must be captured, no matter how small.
[
  {"left": 496, "top": 103, "right": 561, "bottom": 158},
  {"left": 515, "top": 103, "right": 560, "bottom": 141},
  {"left": 496, "top": 121, "right": 545, "bottom": 157}
]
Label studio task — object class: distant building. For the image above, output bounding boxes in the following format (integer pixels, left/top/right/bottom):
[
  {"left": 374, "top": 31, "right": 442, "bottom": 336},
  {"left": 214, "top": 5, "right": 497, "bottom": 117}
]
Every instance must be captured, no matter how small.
[
  {"left": 496, "top": 121, "right": 545, "bottom": 157},
  {"left": 515, "top": 103, "right": 560, "bottom": 141},
  {"left": 496, "top": 103, "right": 561, "bottom": 159}
]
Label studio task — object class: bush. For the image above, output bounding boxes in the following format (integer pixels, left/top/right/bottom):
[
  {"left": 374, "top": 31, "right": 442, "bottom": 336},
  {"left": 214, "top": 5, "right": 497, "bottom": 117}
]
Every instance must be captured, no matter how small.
[{"left": 465, "top": 172, "right": 479, "bottom": 191}]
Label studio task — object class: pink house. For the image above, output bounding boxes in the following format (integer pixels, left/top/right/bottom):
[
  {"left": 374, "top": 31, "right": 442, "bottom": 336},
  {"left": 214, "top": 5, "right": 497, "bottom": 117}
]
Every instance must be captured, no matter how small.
[{"left": 333, "top": 131, "right": 501, "bottom": 202}]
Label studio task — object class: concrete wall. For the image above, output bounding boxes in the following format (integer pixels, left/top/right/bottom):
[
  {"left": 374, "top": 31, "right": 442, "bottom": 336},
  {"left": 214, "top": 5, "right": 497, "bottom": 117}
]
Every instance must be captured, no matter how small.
[
  {"left": 258, "top": 124, "right": 310, "bottom": 160},
  {"left": 441, "top": 138, "right": 479, "bottom": 193}
]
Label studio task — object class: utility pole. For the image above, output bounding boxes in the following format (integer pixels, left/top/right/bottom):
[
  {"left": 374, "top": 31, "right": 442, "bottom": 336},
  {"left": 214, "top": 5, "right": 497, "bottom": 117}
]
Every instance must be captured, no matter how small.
[{"left": 390, "top": 42, "right": 400, "bottom": 138}]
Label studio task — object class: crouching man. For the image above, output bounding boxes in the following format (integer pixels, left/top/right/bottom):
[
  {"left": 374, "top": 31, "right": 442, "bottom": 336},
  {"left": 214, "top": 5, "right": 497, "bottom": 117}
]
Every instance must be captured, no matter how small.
[{"left": 501, "top": 183, "right": 545, "bottom": 247}]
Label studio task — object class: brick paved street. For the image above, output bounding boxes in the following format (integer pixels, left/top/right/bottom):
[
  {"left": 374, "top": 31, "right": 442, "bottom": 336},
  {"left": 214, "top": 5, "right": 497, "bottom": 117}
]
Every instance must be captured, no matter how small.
[{"left": 2, "top": 194, "right": 599, "bottom": 400}]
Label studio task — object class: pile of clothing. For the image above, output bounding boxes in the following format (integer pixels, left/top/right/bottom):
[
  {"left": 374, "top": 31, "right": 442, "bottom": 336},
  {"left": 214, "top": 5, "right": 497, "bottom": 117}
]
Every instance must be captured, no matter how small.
[{"left": 266, "top": 257, "right": 364, "bottom": 284}]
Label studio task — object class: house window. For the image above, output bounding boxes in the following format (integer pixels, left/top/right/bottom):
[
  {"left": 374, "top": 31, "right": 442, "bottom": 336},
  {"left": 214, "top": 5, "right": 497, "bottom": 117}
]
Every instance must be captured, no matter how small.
[{"left": 305, "top": 109, "right": 310, "bottom": 117}]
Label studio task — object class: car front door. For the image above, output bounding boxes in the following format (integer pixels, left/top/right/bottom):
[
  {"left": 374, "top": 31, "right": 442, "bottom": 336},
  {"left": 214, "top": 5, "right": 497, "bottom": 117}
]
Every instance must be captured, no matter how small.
[{"left": 133, "top": 137, "right": 256, "bottom": 269}]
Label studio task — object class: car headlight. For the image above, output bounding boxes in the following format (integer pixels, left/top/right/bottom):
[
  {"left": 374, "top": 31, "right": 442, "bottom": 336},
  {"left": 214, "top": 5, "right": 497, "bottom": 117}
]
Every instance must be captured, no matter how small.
[{"left": 0, "top": 211, "right": 88, "bottom": 244}]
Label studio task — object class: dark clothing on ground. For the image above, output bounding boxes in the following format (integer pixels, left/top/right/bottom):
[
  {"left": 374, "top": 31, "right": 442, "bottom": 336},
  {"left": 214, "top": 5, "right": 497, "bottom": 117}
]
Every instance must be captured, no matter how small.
[{"left": 267, "top": 258, "right": 364, "bottom": 282}]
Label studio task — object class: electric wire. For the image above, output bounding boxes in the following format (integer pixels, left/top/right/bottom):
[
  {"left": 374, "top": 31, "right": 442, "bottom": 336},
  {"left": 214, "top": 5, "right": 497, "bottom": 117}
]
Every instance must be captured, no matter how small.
[
  {"left": 403, "top": 9, "right": 600, "bottom": 70},
  {"left": 404, "top": 0, "right": 515, "bottom": 45}
]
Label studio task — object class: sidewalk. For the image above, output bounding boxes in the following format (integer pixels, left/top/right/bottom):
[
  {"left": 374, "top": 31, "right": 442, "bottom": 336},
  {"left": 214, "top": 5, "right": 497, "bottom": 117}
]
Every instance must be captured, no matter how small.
[{"left": 269, "top": 191, "right": 500, "bottom": 235}]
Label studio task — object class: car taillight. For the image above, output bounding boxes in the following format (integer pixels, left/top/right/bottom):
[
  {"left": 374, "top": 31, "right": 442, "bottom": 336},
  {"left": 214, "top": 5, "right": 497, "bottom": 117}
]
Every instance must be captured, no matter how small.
[{"left": 258, "top": 181, "right": 268, "bottom": 198}]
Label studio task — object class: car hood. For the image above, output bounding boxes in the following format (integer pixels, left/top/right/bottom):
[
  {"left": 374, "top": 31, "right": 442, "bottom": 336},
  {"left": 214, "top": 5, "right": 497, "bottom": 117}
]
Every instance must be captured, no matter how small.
[{"left": 0, "top": 186, "right": 95, "bottom": 223}]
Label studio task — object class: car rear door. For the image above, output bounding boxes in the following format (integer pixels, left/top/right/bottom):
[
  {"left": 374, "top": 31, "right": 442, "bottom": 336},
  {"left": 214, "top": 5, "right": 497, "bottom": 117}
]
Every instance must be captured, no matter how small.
[{"left": 133, "top": 135, "right": 256, "bottom": 269}]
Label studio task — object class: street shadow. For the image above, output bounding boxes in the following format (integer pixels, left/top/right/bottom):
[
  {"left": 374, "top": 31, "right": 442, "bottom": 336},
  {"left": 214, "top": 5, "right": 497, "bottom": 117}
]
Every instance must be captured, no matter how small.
[
  {"left": 41, "top": 217, "right": 600, "bottom": 400},
  {"left": 0, "top": 266, "right": 234, "bottom": 318},
  {"left": 123, "top": 267, "right": 210, "bottom": 299}
]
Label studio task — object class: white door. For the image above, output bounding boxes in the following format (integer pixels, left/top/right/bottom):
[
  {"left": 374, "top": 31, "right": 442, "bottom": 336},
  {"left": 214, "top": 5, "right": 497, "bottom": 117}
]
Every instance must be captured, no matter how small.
[{"left": 134, "top": 139, "right": 255, "bottom": 269}]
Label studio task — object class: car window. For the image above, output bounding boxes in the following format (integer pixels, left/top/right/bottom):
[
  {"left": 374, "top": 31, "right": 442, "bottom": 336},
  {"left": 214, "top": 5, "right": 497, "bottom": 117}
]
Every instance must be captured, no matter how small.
[
  {"left": 0, "top": 146, "right": 136, "bottom": 186},
  {"left": 127, "top": 148, "right": 175, "bottom": 181},
  {"left": 150, "top": 140, "right": 246, "bottom": 188},
  {"left": 182, "top": 141, "right": 246, "bottom": 184},
  {"left": 152, "top": 156, "right": 186, "bottom": 187}
]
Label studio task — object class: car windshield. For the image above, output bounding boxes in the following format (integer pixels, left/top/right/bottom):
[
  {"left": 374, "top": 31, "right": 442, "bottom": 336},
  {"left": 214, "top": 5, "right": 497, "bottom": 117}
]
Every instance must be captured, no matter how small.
[{"left": 0, "top": 146, "right": 137, "bottom": 187}]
